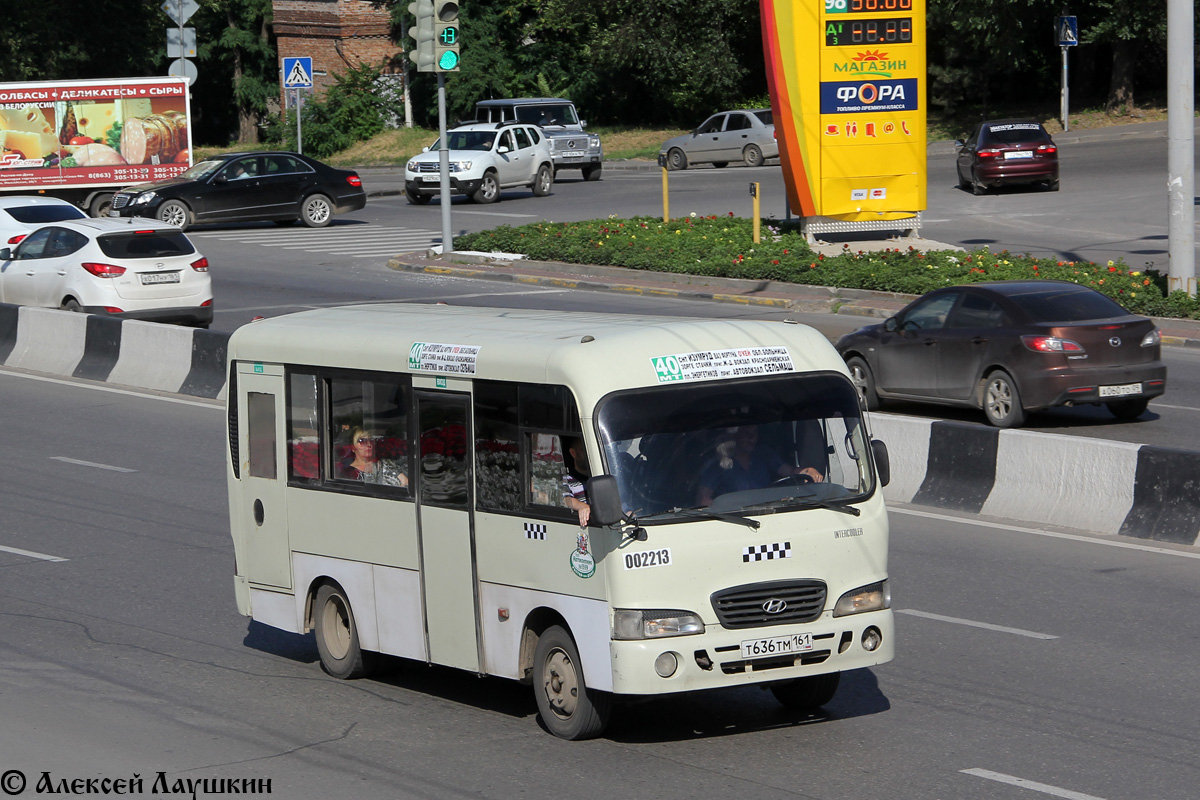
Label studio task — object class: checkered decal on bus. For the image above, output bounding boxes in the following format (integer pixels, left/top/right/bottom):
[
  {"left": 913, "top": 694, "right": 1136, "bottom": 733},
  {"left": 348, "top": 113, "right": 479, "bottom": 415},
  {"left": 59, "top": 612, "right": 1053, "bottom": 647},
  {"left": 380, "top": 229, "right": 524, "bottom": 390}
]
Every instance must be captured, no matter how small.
[
  {"left": 525, "top": 523, "right": 547, "bottom": 540},
  {"left": 743, "top": 542, "right": 791, "bottom": 562}
]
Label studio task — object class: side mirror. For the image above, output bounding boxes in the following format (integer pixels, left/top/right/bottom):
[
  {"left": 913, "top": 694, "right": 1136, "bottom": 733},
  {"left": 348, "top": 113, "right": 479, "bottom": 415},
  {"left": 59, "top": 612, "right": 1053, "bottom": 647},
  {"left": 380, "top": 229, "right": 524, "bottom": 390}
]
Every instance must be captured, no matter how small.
[
  {"left": 883, "top": 316, "right": 898, "bottom": 333},
  {"left": 954, "top": 139, "right": 965, "bottom": 148},
  {"left": 214, "top": 174, "right": 228, "bottom": 184},
  {"left": 586, "top": 475, "right": 625, "bottom": 526},
  {"left": 871, "top": 439, "right": 890, "bottom": 487},
  {"left": 0, "top": 248, "right": 10, "bottom": 260},
  {"left": 580, "top": 119, "right": 588, "bottom": 129},
  {"left": 422, "top": 146, "right": 430, "bottom": 153},
  {"left": 497, "top": 145, "right": 511, "bottom": 154}
]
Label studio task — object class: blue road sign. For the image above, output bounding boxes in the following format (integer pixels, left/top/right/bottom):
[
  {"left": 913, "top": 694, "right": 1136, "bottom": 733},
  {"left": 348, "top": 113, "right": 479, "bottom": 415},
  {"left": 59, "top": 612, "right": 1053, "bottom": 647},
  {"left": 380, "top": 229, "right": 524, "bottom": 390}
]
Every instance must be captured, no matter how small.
[
  {"left": 283, "top": 57, "right": 314, "bottom": 88},
  {"left": 1056, "top": 16, "right": 1078, "bottom": 47}
]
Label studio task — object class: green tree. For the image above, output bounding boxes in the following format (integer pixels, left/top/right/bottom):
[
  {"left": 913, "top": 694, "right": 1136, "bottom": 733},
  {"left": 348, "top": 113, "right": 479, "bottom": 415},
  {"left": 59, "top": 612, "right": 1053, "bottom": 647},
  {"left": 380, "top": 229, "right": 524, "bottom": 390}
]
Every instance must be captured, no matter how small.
[
  {"left": 1077, "top": 0, "right": 1167, "bottom": 111},
  {"left": 192, "top": 0, "right": 277, "bottom": 144},
  {"left": 0, "top": 0, "right": 161, "bottom": 82}
]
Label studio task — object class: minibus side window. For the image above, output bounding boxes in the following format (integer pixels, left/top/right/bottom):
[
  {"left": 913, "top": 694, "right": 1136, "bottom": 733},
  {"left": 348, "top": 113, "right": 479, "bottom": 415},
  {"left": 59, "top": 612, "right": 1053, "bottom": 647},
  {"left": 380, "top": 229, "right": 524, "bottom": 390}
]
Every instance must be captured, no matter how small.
[
  {"left": 474, "top": 381, "right": 521, "bottom": 511},
  {"left": 328, "top": 375, "right": 411, "bottom": 491},
  {"left": 528, "top": 433, "right": 570, "bottom": 509},
  {"left": 246, "top": 392, "right": 277, "bottom": 480},
  {"left": 287, "top": 372, "right": 320, "bottom": 483}
]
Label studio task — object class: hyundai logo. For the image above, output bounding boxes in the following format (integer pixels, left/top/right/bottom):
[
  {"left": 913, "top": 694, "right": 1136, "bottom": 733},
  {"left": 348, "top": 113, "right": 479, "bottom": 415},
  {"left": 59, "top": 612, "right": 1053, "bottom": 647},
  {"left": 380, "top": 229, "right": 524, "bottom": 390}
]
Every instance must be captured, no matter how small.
[
  {"left": 1109, "top": 337, "right": 1122, "bottom": 347},
  {"left": 763, "top": 598, "right": 788, "bottom": 615}
]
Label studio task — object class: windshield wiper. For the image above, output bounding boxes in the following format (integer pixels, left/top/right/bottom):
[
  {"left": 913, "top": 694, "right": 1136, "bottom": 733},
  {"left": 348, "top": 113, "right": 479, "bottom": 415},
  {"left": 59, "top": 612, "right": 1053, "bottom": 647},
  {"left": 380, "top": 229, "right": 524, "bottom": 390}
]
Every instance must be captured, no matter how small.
[
  {"left": 777, "top": 497, "right": 862, "bottom": 516},
  {"left": 638, "top": 508, "right": 761, "bottom": 530}
]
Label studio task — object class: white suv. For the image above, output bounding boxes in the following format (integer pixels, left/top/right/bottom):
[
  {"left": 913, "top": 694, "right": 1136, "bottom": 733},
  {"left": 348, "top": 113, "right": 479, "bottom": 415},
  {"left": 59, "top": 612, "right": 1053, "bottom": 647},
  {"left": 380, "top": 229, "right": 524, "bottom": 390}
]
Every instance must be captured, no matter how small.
[{"left": 404, "top": 122, "right": 554, "bottom": 204}]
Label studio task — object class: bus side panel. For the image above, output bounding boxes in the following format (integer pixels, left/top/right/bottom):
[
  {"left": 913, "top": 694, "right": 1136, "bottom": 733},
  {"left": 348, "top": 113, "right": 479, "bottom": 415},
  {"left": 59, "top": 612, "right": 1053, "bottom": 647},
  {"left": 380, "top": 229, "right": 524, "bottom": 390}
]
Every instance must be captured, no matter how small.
[
  {"left": 248, "top": 587, "right": 302, "bottom": 634},
  {"left": 286, "top": 491, "right": 419, "bottom": 569},
  {"left": 294, "top": 553, "right": 379, "bottom": 652},
  {"left": 479, "top": 583, "right": 613, "bottom": 692},
  {"left": 373, "top": 565, "right": 426, "bottom": 661},
  {"left": 473, "top": 513, "right": 607, "bottom": 601}
]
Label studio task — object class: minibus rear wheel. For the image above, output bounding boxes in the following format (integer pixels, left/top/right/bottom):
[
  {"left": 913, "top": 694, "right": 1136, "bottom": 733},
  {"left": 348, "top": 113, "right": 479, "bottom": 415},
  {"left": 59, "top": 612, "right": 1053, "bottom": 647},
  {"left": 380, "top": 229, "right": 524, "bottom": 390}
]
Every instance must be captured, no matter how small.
[
  {"left": 533, "top": 625, "right": 611, "bottom": 740},
  {"left": 314, "top": 583, "right": 376, "bottom": 680},
  {"left": 770, "top": 672, "right": 841, "bottom": 710}
]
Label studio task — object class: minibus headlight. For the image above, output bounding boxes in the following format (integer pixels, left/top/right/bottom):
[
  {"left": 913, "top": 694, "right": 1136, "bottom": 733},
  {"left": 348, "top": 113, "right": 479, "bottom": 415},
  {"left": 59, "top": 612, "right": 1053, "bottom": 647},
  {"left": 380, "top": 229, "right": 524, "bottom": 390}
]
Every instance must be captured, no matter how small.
[
  {"left": 613, "top": 609, "right": 705, "bottom": 640},
  {"left": 833, "top": 580, "right": 891, "bottom": 617}
]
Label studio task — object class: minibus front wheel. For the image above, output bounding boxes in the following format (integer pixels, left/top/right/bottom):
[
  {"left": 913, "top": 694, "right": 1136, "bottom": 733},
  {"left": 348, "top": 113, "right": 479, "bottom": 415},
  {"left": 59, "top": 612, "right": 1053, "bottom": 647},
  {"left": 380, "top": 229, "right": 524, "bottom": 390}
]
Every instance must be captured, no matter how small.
[
  {"left": 314, "top": 582, "right": 377, "bottom": 680},
  {"left": 533, "top": 625, "right": 611, "bottom": 740},
  {"left": 770, "top": 672, "right": 841, "bottom": 711}
]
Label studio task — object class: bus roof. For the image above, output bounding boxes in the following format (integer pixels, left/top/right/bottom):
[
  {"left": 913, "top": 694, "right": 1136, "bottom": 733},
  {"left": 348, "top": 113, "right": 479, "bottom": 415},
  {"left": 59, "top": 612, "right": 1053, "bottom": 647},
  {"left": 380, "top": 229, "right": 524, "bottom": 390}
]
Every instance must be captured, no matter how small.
[{"left": 228, "top": 304, "right": 844, "bottom": 409}]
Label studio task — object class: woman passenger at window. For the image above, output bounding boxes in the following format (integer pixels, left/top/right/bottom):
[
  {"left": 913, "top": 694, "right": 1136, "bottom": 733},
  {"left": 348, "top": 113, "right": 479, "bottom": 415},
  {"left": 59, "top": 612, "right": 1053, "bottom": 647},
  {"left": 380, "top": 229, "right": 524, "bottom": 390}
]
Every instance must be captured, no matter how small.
[{"left": 339, "top": 426, "right": 408, "bottom": 487}]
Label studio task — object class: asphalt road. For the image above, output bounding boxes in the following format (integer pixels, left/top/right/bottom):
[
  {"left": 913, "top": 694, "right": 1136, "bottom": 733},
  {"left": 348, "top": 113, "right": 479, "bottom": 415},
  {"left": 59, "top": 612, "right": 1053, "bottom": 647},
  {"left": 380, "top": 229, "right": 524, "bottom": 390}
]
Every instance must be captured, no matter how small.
[{"left": 2, "top": 371, "right": 1198, "bottom": 799}]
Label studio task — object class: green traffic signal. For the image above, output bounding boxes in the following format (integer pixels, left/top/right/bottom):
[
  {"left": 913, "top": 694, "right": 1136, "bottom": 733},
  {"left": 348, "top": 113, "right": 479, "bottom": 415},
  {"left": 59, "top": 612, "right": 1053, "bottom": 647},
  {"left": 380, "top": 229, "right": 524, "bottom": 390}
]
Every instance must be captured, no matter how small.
[{"left": 438, "top": 51, "right": 460, "bottom": 70}]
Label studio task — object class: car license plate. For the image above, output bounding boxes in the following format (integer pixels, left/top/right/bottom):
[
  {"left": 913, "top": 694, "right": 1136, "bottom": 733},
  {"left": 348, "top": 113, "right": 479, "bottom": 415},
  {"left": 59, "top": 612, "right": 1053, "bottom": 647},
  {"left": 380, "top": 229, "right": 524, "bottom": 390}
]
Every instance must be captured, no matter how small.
[
  {"left": 560, "top": 151, "right": 584, "bottom": 158},
  {"left": 1100, "top": 382, "right": 1142, "bottom": 397},
  {"left": 421, "top": 175, "right": 440, "bottom": 183},
  {"left": 740, "top": 632, "right": 813, "bottom": 659},
  {"left": 1005, "top": 150, "right": 1034, "bottom": 160},
  {"left": 140, "top": 272, "right": 180, "bottom": 285}
]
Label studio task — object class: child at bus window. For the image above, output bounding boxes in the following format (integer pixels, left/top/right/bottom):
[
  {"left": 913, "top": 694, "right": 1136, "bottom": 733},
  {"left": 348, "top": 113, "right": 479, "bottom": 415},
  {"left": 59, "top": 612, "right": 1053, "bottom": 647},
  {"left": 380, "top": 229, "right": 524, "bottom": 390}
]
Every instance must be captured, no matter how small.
[
  {"left": 338, "top": 426, "right": 408, "bottom": 488},
  {"left": 562, "top": 437, "right": 591, "bottom": 527}
]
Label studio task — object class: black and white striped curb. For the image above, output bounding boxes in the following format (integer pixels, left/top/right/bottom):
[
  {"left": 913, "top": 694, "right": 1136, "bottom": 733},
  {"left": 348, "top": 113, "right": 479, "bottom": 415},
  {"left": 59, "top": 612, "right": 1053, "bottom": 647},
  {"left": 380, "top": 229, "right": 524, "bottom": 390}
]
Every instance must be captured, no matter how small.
[
  {"left": 873, "top": 414, "right": 1200, "bottom": 547},
  {"left": 0, "top": 304, "right": 228, "bottom": 399}
]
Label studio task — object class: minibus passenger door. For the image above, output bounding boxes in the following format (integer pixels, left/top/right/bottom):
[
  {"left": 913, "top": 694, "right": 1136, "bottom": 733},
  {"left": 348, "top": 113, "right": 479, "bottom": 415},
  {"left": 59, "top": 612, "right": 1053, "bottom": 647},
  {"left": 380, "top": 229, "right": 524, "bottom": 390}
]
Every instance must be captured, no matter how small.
[
  {"left": 415, "top": 391, "right": 481, "bottom": 673},
  {"left": 236, "top": 365, "right": 291, "bottom": 589}
]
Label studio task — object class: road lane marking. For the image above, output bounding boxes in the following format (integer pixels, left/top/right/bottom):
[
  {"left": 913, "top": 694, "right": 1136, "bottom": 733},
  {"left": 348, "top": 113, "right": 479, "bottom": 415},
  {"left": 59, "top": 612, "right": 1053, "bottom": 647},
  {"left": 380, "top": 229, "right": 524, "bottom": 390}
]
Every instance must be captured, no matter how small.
[
  {"left": 1150, "top": 402, "right": 1200, "bottom": 411},
  {"left": 0, "top": 371, "right": 219, "bottom": 409},
  {"left": 0, "top": 545, "right": 68, "bottom": 563},
  {"left": 50, "top": 457, "right": 136, "bottom": 473},
  {"left": 898, "top": 609, "right": 1058, "bottom": 640},
  {"left": 961, "top": 769, "right": 1107, "bottom": 800},
  {"left": 451, "top": 210, "right": 537, "bottom": 218},
  {"left": 890, "top": 507, "right": 1200, "bottom": 561}
]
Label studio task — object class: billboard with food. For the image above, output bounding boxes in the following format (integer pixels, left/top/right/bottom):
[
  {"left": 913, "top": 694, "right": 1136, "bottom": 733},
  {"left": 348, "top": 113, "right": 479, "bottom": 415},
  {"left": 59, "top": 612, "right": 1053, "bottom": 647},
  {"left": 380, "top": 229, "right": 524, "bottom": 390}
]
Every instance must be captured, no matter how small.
[{"left": 0, "top": 77, "right": 191, "bottom": 193}]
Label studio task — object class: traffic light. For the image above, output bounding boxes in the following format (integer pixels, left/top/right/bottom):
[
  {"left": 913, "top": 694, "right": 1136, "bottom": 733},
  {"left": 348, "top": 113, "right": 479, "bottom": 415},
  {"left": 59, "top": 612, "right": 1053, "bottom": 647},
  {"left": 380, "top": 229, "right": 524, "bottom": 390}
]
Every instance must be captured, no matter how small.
[
  {"left": 408, "top": 0, "right": 437, "bottom": 72},
  {"left": 433, "top": 0, "right": 460, "bottom": 72}
]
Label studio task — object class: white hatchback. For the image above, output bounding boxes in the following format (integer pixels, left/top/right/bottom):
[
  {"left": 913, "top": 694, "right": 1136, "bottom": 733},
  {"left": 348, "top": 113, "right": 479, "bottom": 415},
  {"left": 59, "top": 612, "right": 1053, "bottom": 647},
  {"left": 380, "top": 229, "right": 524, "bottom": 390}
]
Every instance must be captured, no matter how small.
[
  {"left": 0, "top": 195, "right": 88, "bottom": 247},
  {"left": 0, "top": 217, "right": 213, "bottom": 327}
]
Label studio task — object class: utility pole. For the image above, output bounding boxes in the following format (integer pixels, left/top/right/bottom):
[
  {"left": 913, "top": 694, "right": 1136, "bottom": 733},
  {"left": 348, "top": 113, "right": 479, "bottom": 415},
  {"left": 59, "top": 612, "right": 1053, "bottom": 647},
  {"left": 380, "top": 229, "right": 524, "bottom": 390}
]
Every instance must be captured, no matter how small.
[{"left": 1167, "top": 0, "right": 1195, "bottom": 295}]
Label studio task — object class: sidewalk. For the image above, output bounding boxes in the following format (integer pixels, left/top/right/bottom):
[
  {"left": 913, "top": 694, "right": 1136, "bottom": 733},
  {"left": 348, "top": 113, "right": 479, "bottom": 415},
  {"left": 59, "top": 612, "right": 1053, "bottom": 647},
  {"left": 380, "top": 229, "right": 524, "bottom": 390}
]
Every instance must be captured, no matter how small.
[{"left": 386, "top": 248, "right": 1200, "bottom": 349}]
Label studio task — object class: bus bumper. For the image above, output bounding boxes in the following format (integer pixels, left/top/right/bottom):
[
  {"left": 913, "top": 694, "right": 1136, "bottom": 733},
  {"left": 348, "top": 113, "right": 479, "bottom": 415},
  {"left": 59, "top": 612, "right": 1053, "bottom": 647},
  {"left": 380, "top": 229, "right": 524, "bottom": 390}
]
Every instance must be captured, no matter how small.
[{"left": 608, "top": 608, "right": 894, "bottom": 696}]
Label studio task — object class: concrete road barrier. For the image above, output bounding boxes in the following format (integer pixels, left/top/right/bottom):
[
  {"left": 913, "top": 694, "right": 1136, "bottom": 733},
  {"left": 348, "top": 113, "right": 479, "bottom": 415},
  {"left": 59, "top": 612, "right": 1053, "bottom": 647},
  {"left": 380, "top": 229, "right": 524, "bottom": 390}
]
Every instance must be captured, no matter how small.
[{"left": 1, "top": 302, "right": 1195, "bottom": 547}]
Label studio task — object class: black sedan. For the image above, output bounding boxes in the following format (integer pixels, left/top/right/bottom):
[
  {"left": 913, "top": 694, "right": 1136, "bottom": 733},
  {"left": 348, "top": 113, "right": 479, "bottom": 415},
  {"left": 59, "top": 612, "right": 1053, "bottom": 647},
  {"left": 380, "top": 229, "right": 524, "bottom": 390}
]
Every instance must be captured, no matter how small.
[
  {"left": 110, "top": 151, "right": 366, "bottom": 231},
  {"left": 955, "top": 119, "right": 1059, "bottom": 195},
  {"left": 836, "top": 281, "right": 1166, "bottom": 428}
]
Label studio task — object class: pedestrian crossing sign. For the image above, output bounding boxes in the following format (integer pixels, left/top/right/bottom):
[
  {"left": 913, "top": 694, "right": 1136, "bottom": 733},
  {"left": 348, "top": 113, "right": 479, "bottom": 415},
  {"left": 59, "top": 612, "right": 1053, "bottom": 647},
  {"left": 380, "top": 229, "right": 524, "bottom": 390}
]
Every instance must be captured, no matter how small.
[{"left": 283, "top": 57, "right": 314, "bottom": 88}]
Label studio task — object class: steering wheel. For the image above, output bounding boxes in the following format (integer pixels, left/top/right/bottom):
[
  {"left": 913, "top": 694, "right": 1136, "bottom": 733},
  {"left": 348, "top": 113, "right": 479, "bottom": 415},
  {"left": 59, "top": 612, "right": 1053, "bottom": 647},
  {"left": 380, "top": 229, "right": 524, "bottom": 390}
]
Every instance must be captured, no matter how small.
[{"left": 771, "top": 472, "right": 815, "bottom": 488}]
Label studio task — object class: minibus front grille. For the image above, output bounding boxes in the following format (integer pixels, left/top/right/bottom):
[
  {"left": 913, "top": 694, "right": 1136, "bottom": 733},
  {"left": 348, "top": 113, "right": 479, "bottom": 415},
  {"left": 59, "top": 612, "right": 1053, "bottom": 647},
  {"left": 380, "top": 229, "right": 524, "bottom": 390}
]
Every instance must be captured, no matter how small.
[{"left": 711, "top": 579, "right": 827, "bottom": 629}]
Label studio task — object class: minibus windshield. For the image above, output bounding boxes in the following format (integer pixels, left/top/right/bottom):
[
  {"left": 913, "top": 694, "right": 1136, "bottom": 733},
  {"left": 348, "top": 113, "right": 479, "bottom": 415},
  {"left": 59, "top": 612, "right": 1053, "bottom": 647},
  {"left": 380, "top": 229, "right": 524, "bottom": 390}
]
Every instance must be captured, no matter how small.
[{"left": 595, "top": 373, "right": 874, "bottom": 518}]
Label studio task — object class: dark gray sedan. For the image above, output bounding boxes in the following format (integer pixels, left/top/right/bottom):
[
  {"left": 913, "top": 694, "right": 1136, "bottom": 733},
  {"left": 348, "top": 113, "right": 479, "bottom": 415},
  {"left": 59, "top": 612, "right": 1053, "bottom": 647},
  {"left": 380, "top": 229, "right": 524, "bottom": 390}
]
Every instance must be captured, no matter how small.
[
  {"left": 835, "top": 281, "right": 1166, "bottom": 427},
  {"left": 659, "top": 109, "right": 778, "bottom": 170}
]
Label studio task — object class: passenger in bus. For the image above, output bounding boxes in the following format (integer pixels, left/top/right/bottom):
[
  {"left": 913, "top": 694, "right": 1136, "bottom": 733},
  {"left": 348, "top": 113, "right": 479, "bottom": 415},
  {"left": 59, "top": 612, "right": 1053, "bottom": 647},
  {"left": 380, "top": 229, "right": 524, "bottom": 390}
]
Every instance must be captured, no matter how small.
[
  {"left": 696, "top": 425, "right": 822, "bottom": 507},
  {"left": 562, "top": 437, "right": 591, "bottom": 527},
  {"left": 338, "top": 426, "right": 408, "bottom": 487}
]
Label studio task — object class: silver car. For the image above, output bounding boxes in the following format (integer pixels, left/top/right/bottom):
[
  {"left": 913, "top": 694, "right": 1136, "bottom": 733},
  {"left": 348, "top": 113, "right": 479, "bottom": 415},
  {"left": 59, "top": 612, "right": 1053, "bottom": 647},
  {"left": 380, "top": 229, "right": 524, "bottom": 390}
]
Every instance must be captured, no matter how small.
[{"left": 659, "top": 109, "right": 778, "bottom": 170}]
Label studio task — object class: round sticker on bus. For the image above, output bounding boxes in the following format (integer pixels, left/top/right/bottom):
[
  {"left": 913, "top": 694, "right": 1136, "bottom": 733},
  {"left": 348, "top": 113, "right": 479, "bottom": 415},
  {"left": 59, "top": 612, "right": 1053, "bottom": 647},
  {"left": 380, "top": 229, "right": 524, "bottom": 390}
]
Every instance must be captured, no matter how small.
[{"left": 570, "top": 530, "right": 596, "bottom": 578}]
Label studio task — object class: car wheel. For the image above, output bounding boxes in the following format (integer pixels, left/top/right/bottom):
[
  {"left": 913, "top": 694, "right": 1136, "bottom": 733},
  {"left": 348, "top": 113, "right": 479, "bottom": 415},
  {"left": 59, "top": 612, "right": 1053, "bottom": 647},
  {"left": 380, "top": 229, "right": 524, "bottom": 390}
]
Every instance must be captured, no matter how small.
[
  {"left": 983, "top": 370, "right": 1026, "bottom": 428},
  {"left": 301, "top": 194, "right": 333, "bottom": 228},
  {"left": 770, "top": 672, "right": 841, "bottom": 711},
  {"left": 712, "top": 161, "right": 728, "bottom": 168},
  {"left": 1046, "top": 179, "right": 1060, "bottom": 191},
  {"left": 1106, "top": 397, "right": 1150, "bottom": 420},
  {"left": 62, "top": 298, "right": 82, "bottom": 313},
  {"left": 846, "top": 356, "right": 881, "bottom": 411},
  {"left": 532, "top": 164, "right": 553, "bottom": 196},
  {"left": 313, "top": 583, "right": 377, "bottom": 680},
  {"left": 957, "top": 168, "right": 972, "bottom": 191},
  {"left": 157, "top": 199, "right": 191, "bottom": 230},
  {"left": 472, "top": 172, "right": 500, "bottom": 204},
  {"left": 743, "top": 144, "right": 764, "bottom": 168},
  {"left": 533, "top": 625, "right": 611, "bottom": 740},
  {"left": 405, "top": 187, "right": 432, "bottom": 205},
  {"left": 582, "top": 164, "right": 602, "bottom": 182},
  {"left": 666, "top": 148, "right": 688, "bottom": 171}
]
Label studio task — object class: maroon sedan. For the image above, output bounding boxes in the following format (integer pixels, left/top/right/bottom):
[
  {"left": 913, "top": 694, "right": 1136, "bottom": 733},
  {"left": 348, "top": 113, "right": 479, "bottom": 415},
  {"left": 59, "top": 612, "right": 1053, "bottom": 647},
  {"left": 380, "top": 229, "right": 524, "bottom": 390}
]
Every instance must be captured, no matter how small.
[
  {"left": 956, "top": 119, "right": 1059, "bottom": 195},
  {"left": 835, "top": 281, "right": 1166, "bottom": 428}
]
